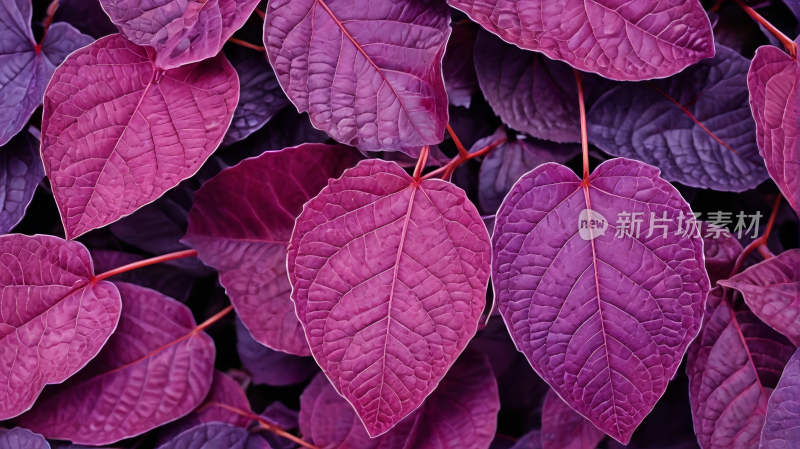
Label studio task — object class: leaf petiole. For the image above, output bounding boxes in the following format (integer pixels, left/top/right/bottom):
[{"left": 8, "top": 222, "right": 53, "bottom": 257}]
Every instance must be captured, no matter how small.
[
  {"left": 726, "top": 194, "right": 782, "bottom": 277},
  {"left": 575, "top": 69, "right": 590, "bottom": 181},
  {"left": 91, "top": 249, "right": 199, "bottom": 282},
  {"left": 421, "top": 135, "right": 507, "bottom": 181},
  {"left": 227, "top": 37, "right": 266, "bottom": 52},
  {"left": 35, "top": 0, "right": 59, "bottom": 53},
  {"left": 204, "top": 403, "right": 320, "bottom": 449},
  {"left": 731, "top": 0, "right": 797, "bottom": 59}
]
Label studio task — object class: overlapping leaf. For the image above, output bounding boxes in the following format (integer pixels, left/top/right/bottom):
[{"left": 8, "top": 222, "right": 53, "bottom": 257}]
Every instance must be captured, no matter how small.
[
  {"left": 718, "top": 249, "right": 800, "bottom": 346},
  {"left": 0, "top": 428, "right": 48, "bottom": 449},
  {"left": 588, "top": 44, "right": 767, "bottom": 191},
  {"left": 761, "top": 347, "right": 800, "bottom": 448},
  {"left": 0, "top": 234, "right": 121, "bottom": 420},
  {"left": 492, "top": 158, "right": 709, "bottom": 443},
  {"left": 299, "top": 349, "right": 499, "bottom": 448},
  {"left": 0, "top": 131, "right": 44, "bottom": 234},
  {"left": 264, "top": 0, "right": 451, "bottom": 153},
  {"left": 99, "top": 0, "right": 259, "bottom": 70},
  {"left": 19, "top": 282, "right": 216, "bottom": 445},
  {"left": 183, "top": 143, "right": 363, "bottom": 356},
  {"left": 541, "top": 389, "right": 605, "bottom": 449},
  {"left": 444, "top": 22, "right": 480, "bottom": 108},
  {"left": 42, "top": 34, "right": 239, "bottom": 240},
  {"left": 0, "top": 0, "right": 93, "bottom": 146},
  {"left": 448, "top": 0, "right": 715, "bottom": 81},
  {"left": 701, "top": 221, "right": 742, "bottom": 286},
  {"left": 235, "top": 318, "right": 318, "bottom": 386},
  {"left": 157, "top": 423, "right": 269, "bottom": 449},
  {"left": 288, "top": 158, "right": 492, "bottom": 436}
]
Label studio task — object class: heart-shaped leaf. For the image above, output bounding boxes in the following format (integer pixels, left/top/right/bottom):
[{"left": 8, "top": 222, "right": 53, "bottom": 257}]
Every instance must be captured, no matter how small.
[
  {"left": 264, "top": 0, "right": 450, "bottom": 153},
  {"left": 0, "top": 0, "right": 93, "bottom": 146},
  {"left": 686, "top": 287, "right": 796, "bottom": 449},
  {"left": 18, "top": 282, "right": 216, "bottom": 445},
  {"left": 0, "top": 130, "right": 45, "bottom": 234},
  {"left": 157, "top": 423, "right": 269, "bottom": 449},
  {"left": 541, "top": 389, "right": 605, "bottom": 449},
  {"left": 761, "top": 347, "right": 800, "bottom": 448},
  {"left": 299, "top": 349, "right": 499, "bottom": 448},
  {"left": 288, "top": 158, "right": 492, "bottom": 436},
  {"left": 718, "top": 249, "right": 800, "bottom": 346},
  {"left": 235, "top": 318, "right": 319, "bottom": 386},
  {"left": 444, "top": 22, "right": 480, "bottom": 108},
  {"left": 448, "top": 0, "right": 715, "bottom": 81},
  {"left": 42, "top": 34, "right": 239, "bottom": 240},
  {"left": 588, "top": 44, "right": 767, "bottom": 191},
  {"left": 0, "top": 234, "right": 121, "bottom": 420},
  {"left": 0, "top": 428, "right": 48, "bottom": 449},
  {"left": 701, "top": 221, "right": 743, "bottom": 286},
  {"left": 183, "top": 143, "right": 363, "bottom": 356},
  {"left": 99, "top": 0, "right": 259, "bottom": 70},
  {"left": 492, "top": 158, "right": 710, "bottom": 443},
  {"left": 748, "top": 44, "right": 800, "bottom": 212}
]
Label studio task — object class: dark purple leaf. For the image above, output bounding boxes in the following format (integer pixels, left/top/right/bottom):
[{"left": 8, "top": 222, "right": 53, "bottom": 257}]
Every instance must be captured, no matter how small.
[
  {"left": 444, "top": 22, "right": 480, "bottom": 108},
  {"left": 448, "top": 0, "right": 715, "bottom": 81},
  {"left": 299, "top": 349, "right": 499, "bottom": 449},
  {"left": 701, "top": 220, "right": 743, "bottom": 286},
  {"left": 492, "top": 158, "right": 709, "bottom": 443},
  {"left": 19, "top": 282, "right": 216, "bottom": 445},
  {"left": 183, "top": 143, "right": 362, "bottom": 356},
  {"left": 0, "top": 0, "right": 93, "bottom": 146},
  {"left": 156, "top": 423, "right": 268, "bottom": 449},
  {"left": 761, "top": 347, "right": 800, "bottom": 448},
  {"left": 235, "top": 318, "right": 318, "bottom": 387},
  {"left": 264, "top": 0, "right": 451, "bottom": 153},
  {"left": 718, "top": 249, "right": 800, "bottom": 346},
  {"left": 541, "top": 388, "right": 605, "bottom": 449},
  {"left": 99, "top": 0, "right": 260, "bottom": 70},
  {"left": 41, "top": 34, "right": 239, "bottom": 240},
  {"left": 0, "top": 234, "right": 121, "bottom": 420},
  {"left": 0, "top": 428, "right": 48, "bottom": 449},
  {"left": 255, "top": 402, "right": 300, "bottom": 449},
  {"left": 0, "top": 130, "right": 44, "bottom": 234},
  {"left": 511, "top": 431, "right": 543, "bottom": 449},
  {"left": 448, "top": 102, "right": 502, "bottom": 153},
  {"left": 288, "top": 158, "right": 492, "bottom": 436},
  {"left": 588, "top": 44, "right": 767, "bottom": 191},
  {"left": 90, "top": 249, "right": 198, "bottom": 303},
  {"left": 53, "top": 0, "right": 116, "bottom": 38}
]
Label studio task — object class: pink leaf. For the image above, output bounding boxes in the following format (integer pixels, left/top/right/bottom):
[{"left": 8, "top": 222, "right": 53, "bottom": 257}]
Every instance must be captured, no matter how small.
[
  {"left": 287, "top": 159, "right": 492, "bottom": 436},
  {"left": 447, "top": 0, "right": 715, "bottom": 81},
  {"left": 183, "top": 143, "right": 363, "bottom": 356},
  {"left": 492, "top": 158, "right": 710, "bottom": 443},
  {"left": 41, "top": 34, "right": 239, "bottom": 240},
  {"left": 264, "top": 0, "right": 451, "bottom": 152},
  {"left": 18, "top": 282, "right": 216, "bottom": 445},
  {"left": 0, "top": 234, "right": 121, "bottom": 420},
  {"left": 541, "top": 389, "right": 605, "bottom": 449},
  {"left": 195, "top": 370, "right": 251, "bottom": 427}
]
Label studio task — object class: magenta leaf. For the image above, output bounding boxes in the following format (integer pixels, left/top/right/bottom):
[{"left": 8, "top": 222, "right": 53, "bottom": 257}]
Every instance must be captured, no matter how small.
[
  {"left": 444, "top": 22, "right": 480, "bottom": 108},
  {"left": 264, "top": 0, "right": 450, "bottom": 153},
  {"left": 183, "top": 143, "right": 363, "bottom": 356},
  {"left": 761, "top": 347, "right": 800, "bottom": 448},
  {"left": 748, "top": 44, "right": 800, "bottom": 213},
  {"left": 288, "top": 158, "right": 492, "bottom": 436},
  {"left": 448, "top": 0, "right": 715, "bottom": 81},
  {"left": 701, "top": 221, "right": 742, "bottom": 287},
  {"left": 541, "top": 389, "right": 605, "bottom": 449},
  {"left": 299, "top": 349, "right": 499, "bottom": 448},
  {"left": 157, "top": 423, "right": 268, "bottom": 449},
  {"left": 588, "top": 44, "right": 767, "bottom": 191},
  {"left": 18, "top": 281, "right": 216, "bottom": 445},
  {"left": 0, "top": 428, "right": 48, "bottom": 449},
  {"left": 0, "top": 0, "right": 93, "bottom": 146},
  {"left": 686, "top": 287, "right": 795, "bottom": 449},
  {"left": 235, "top": 318, "right": 318, "bottom": 387},
  {"left": 492, "top": 158, "right": 709, "bottom": 443},
  {"left": 99, "top": 0, "right": 259, "bottom": 70},
  {"left": 0, "top": 234, "right": 121, "bottom": 420},
  {"left": 718, "top": 249, "right": 800, "bottom": 346},
  {"left": 42, "top": 34, "right": 239, "bottom": 240},
  {"left": 0, "top": 130, "right": 45, "bottom": 234}
]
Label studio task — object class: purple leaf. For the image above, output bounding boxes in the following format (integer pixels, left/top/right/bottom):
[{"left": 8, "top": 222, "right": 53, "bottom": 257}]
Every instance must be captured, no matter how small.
[
  {"left": 18, "top": 282, "right": 216, "bottom": 445},
  {"left": 478, "top": 128, "right": 581, "bottom": 213},
  {"left": 0, "top": 428, "right": 48, "bottom": 449},
  {"left": 99, "top": 0, "right": 260, "bottom": 70},
  {"left": 255, "top": 402, "right": 300, "bottom": 449},
  {"left": 288, "top": 158, "right": 492, "bottom": 436},
  {"left": 761, "top": 347, "right": 800, "bottom": 449},
  {"left": 587, "top": 44, "right": 767, "bottom": 191},
  {"left": 0, "top": 130, "right": 44, "bottom": 234},
  {"left": 541, "top": 389, "right": 605, "bottom": 449},
  {"left": 718, "top": 249, "right": 800, "bottom": 346},
  {"left": 444, "top": 22, "right": 480, "bottom": 108},
  {"left": 0, "top": 0, "right": 93, "bottom": 146},
  {"left": 0, "top": 234, "right": 121, "bottom": 420},
  {"left": 511, "top": 431, "right": 543, "bottom": 449},
  {"left": 90, "top": 249, "right": 197, "bottom": 303},
  {"left": 235, "top": 318, "right": 319, "bottom": 387},
  {"left": 299, "top": 349, "right": 499, "bottom": 448},
  {"left": 53, "top": 0, "right": 116, "bottom": 38},
  {"left": 264, "top": 0, "right": 451, "bottom": 153},
  {"left": 686, "top": 286, "right": 796, "bottom": 449},
  {"left": 448, "top": 0, "right": 715, "bottom": 81},
  {"left": 41, "top": 34, "right": 239, "bottom": 240},
  {"left": 701, "top": 221, "right": 743, "bottom": 287},
  {"left": 183, "top": 143, "right": 363, "bottom": 356},
  {"left": 492, "top": 158, "right": 710, "bottom": 443},
  {"left": 748, "top": 44, "right": 800, "bottom": 213},
  {"left": 156, "top": 423, "right": 264, "bottom": 449}
]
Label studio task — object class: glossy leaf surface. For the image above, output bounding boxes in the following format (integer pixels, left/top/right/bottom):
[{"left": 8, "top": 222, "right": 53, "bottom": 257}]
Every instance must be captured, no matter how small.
[
  {"left": 448, "top": 0, "right": 715, "bottom": 81},
  {"left": 492, "top": 158, "right": 709, "bottom": 443},
  {"left": 235, "top": 318, "right": 318, "bottom": 387},
  {"left": 157, "top": 423, "right": 268, "bottom": 449},
  {"left": 288, "top": 158, "right": 492, "bottom": 436},
  {"left": 541, "top": 389, "right": 605, "bottom": 449},
  {"left": 0, "top": 428, "right": 49, "bottom": 449},
  {"left": 0, "top": 131, "right": 45, "bottom": 234},
  {"left": 264, "top": 0, "right": 450, "bottom": 152},
  {"left": 761, "top": 347, "right": 800, "bottom": 449},
  {"left": 588, "top": 44, "right": 767, "bottom": 191},
  {"left": 19, "top": 282, "right": 216, "bottom": 445},
  {"left": 718, "top": 249, "right": 800, "bottom": 346},
  {"left": 443, "top": 23, "right": 480, "bottom": 108},
  {"left": 42, "top": 34, "right": 239, "bottom": 240},
  {"left": 0, "top": 234, "right": 121, "bottom": 420},
  {"left": 99, "top": 0, "right": 259, "bottom": 70},
  {"left": 183, "top": 143, "right": 363, "bottom": 356}
]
